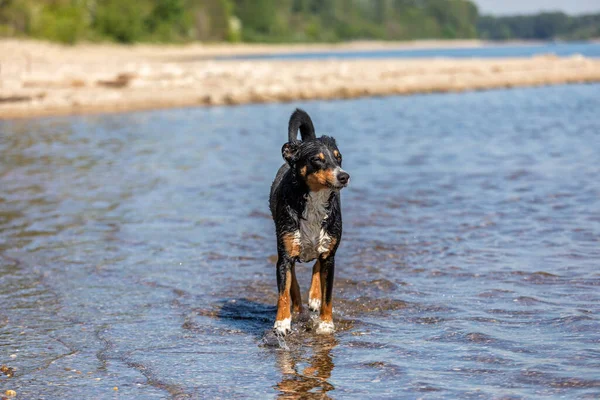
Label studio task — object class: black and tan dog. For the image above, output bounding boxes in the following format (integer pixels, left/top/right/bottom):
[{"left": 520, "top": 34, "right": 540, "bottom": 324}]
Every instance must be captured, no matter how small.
[{"left": 269, "top": 109, "right": 350, "bottom": 336}]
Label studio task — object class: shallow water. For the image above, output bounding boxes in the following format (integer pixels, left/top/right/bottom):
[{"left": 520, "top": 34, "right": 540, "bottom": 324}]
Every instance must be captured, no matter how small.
[
  {"left": 1, "top": 83, "right": 600, "bottom": 399},
  {"left": 219, "top": 41, "right": 600, "bottom": 60}
]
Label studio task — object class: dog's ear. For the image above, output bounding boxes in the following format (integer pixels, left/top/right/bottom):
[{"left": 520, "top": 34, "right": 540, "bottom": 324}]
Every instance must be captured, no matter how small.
[{"left": 282, "top": 141, "right": 300, "bottom": 165}]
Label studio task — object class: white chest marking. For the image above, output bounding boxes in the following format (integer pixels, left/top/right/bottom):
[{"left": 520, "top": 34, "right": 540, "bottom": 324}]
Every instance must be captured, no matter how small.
[{"left": 297, "top": 190, "right": 333, "bottom": 263}]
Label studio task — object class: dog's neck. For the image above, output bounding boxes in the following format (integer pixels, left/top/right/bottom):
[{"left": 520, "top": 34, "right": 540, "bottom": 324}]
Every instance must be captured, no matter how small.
[
  {"left": 303, "top": 189, "right": 332, "bottom": 219},
  {"left": 297, "top": 188, "right": 333, "bottom": 263}
]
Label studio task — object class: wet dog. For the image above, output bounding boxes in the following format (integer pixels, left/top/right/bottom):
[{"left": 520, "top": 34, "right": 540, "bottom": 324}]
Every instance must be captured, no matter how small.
[{"left": 269, "top": 109, "right": 350, "bottom": 336}]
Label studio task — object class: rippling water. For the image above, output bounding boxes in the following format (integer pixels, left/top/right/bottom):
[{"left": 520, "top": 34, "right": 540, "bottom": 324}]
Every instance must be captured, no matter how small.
[{"left": 1, "top": 83, "right": 599, "bottom": 399}]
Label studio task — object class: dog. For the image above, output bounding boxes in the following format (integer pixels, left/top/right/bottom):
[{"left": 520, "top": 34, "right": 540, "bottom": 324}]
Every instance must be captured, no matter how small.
[{"left": 269, "top": 109, "right": 350, "bottom": 336}]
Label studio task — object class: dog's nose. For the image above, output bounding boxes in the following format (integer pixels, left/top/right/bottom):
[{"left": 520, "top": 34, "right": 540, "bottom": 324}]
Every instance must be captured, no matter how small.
[{"left": 338, "top": 171, "right": 350, "bottom": 185}]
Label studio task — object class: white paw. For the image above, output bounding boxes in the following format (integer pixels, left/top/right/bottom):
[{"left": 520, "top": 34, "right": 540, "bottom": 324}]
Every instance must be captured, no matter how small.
[
  {"left": 315, "top": 320, "right": 335, "bottom": 334},
  {"left": 273, "top": 318, "right": 291, "bottom": 336},
  {"left": 308, "top": 298, "right": 321, "bottom": 312}
]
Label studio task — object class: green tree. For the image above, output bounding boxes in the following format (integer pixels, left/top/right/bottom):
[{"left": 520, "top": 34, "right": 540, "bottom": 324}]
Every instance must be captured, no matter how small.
[
  {"left": 234, "top": 0, "right": 277, "bottom": 35},
  {"left": 94, "top": 0, "right": 146, "bottom": 42},
  {"left": 31, "top": 1, "right": 89, "bottom": 44},
  {"left": 3, "top": 0, "right": 599, "bottom": 44}
]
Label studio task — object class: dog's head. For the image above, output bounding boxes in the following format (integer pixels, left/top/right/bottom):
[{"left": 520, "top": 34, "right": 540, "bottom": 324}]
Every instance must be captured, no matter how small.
[{"left": 282, "top": 136, "right": 349, "bottom": 191}]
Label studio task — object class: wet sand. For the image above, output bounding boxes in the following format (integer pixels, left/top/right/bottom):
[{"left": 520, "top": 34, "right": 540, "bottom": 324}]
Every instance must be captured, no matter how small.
[{"left": 1, "top": 39, "right": 600, "bottom": 119}]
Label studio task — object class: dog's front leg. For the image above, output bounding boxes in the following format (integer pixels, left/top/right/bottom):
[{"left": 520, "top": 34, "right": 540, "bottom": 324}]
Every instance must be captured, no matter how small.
[
  {"left": 316, "top": 254, "right": 335, "bottom": 334},
  {"left": 274, "top": 254, "right": 294, "bottom": 336}
]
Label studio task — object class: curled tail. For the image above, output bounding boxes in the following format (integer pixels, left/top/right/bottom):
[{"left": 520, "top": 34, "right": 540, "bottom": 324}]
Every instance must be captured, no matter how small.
[{"left": 288, "top": 108, "right": 316, "bottom": 142}]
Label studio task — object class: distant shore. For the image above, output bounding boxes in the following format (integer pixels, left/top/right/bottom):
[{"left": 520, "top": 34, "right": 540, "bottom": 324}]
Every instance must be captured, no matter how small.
[{"left": 2, "top": 39, "right": 600, "bottom": 120}]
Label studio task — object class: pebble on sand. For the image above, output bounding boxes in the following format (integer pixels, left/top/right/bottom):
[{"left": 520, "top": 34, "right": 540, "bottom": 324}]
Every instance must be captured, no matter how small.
[{"left": 1, "top": 365, "right": 15, "bottom": 378}]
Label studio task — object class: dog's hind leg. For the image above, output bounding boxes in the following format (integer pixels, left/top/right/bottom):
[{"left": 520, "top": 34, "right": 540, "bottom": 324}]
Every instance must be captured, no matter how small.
[
  {"left": 290, "top": 264, "right": 302, "bottom": 313},
  {"left": 308, "top": 259, "right": 321, "bottom": 312},
  {"left": 316, "top": 255, "right": 335, "bottom": 334}
]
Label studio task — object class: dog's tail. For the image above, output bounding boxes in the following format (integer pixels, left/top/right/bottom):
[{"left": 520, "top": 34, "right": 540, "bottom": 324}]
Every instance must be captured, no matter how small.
[{"left": 288, "top": 108, "right": 316, "bottom": 142}]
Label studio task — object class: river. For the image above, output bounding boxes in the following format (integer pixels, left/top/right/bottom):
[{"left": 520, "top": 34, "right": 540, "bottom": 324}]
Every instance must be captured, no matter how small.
[{"left": 1, "top": 83, "right": 599, "bottom": 398}]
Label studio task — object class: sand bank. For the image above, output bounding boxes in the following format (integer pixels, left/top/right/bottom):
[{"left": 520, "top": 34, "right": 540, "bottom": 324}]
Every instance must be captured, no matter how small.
[{"left": 1, "top": 39, "right": 599, "bottom": 119}]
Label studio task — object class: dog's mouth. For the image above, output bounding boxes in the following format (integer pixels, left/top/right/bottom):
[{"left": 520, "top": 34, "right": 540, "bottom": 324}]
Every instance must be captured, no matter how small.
[{"left": 330, "top": 181, "right": 349, "bottom": 190}]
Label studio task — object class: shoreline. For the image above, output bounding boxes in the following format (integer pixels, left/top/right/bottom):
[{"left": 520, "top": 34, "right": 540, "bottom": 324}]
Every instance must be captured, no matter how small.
[{"left": 2, "top": 39, "right": 600, "bottom": 120}]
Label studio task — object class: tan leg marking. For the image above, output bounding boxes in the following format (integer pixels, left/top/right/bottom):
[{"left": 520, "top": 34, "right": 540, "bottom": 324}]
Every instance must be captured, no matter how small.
[
  {"left": 282, "top": 232, "right": 300, "bottom": 258},
  {"left": 276, "top": 269, "right": 292, "bottom": 322},
  {"left": 308, "top": 260, "right": 321, "bottom": 312},
  {"left": 320, "top": 298, "right": 333, "bottom": 323},
  {"left": 321, "top": 237, "right": 337, "bottom": 259}
]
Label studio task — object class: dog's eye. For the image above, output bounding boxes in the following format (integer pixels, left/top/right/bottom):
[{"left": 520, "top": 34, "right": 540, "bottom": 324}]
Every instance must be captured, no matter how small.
[{"left": 311, "top": 157, "right": 324, "bottom": 164}]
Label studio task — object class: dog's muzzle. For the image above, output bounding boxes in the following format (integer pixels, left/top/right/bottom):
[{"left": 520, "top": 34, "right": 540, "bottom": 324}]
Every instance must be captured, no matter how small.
[{"left": 335, "top": 168, "right": 350, "bottom": 188}]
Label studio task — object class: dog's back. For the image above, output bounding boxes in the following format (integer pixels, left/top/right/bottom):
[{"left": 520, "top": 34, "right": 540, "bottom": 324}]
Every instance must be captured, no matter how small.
[{"left": 269, "top": 163, "right": 289, "bottom": 218}]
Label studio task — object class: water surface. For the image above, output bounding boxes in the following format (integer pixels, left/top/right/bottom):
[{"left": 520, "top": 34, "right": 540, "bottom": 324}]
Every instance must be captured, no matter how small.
[
  {"left": 218, "top": 41, "right": 600, "bottom": 60},
  {"left": 1, "top": 83, "right": 599, "bottom": 399}
]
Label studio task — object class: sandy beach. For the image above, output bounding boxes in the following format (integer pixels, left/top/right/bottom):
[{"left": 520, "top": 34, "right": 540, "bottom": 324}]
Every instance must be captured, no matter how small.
[{"left": 1, "top": 39, "right": 600, "bottom": 119}]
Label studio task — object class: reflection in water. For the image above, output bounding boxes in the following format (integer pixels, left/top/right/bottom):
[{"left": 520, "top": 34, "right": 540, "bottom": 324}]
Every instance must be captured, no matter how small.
[
  {"left": 213, "top": 298, "right": 337, "bottom": 397},
  {"left": 275, "top": 336, "right": 337, "bottom": 399}
]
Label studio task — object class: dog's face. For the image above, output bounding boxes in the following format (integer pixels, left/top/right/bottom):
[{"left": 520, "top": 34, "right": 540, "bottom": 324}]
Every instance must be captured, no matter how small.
[{"left": 282, "top": 136, "right": 349, "bottom": 191}]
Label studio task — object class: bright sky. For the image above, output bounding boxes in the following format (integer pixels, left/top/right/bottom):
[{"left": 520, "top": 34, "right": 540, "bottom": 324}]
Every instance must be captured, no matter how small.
[{"left": 473, "top": 0, "right": 600, "bottom": 15}]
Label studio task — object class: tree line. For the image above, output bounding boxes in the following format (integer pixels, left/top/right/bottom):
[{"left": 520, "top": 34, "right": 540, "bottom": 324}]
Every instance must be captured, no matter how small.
[
  {"left": 0, "top": 0, "right": 598, "bottom": 44},
  {"left": 478, "top": 12, "right": 600, "bottom": 40}
]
